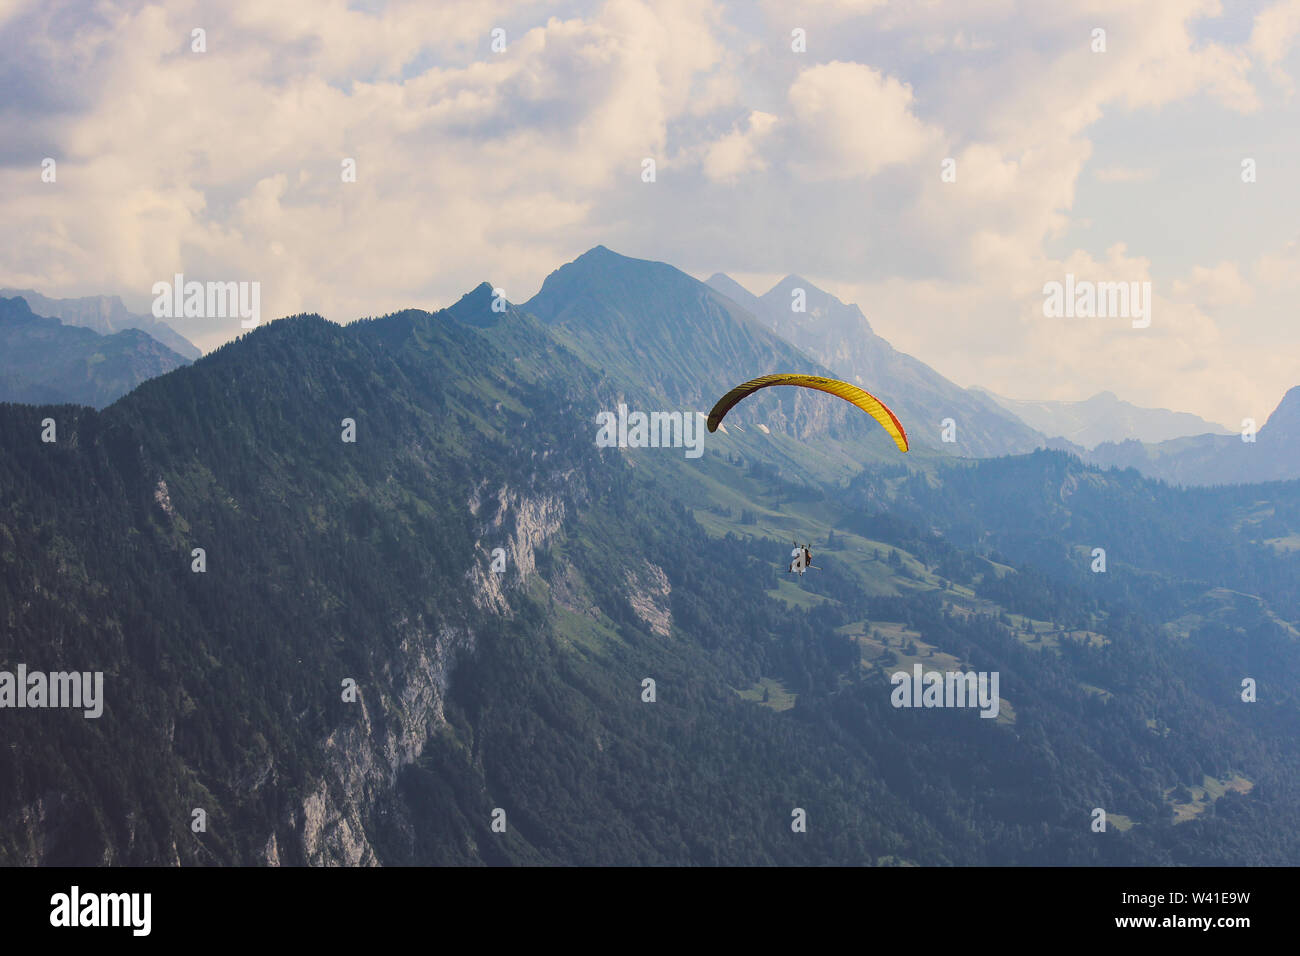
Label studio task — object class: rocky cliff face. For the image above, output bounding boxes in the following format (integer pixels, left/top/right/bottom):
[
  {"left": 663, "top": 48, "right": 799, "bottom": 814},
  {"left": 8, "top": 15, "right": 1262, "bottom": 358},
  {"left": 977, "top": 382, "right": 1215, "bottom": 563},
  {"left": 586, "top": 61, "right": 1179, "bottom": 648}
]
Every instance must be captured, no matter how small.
[
  {"left": 465, "top": 477, "right": 574, "bottom": 615},
  {"left": 0, "top": 290, "right": 622, "bottom": 866},
  {"left": 624, "top": 560, "right": 671, "bottom": 637},
  {"left": 281, "top": 473, "right": 579, "bottom": 866}
]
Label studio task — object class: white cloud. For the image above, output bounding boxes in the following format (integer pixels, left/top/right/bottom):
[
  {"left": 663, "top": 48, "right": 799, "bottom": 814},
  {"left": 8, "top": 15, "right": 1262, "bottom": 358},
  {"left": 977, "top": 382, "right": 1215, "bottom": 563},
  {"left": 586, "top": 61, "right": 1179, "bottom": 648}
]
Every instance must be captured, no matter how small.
[
  {"left": 1093, "top": 165, "right": 1156, "bottom": 183},
  {"left": 1255, "top": 236, "right": 1300, "bottom": 286},
  {"left": 1172, "top": 261, "right": 1255, "bottom": 308},
  {"left": 701, "top": 110, "right": 777, "bottom": 182},
  {"left": 786, "top": 61, "right": 940, "bottom": 180},
  {"left": 0, "top": 0, "right": 1294, "bottom": 418},
  {"left": 0, "top": 0, "right": 732, "bottom": 348},
  {"left": 1251, "top": 0, "right": 1300, "bottom": 75}
]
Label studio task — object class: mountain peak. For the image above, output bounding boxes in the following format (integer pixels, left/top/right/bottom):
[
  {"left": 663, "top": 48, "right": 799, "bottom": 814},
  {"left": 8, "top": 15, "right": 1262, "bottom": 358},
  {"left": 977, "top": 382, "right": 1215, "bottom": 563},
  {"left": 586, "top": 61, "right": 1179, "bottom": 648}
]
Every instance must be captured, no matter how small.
[
  {"left": 525, "top": 247, "right": 692, "bottom": 325},
  {"left": 0, "top": 286, "right": 202, "bottom": 359},
  {"left": 704, "top": 273, "right": 763, "bottom": 312},
  {"left": 763, "top": 274, "right": 831, "bottom": 307},
  {"left": 571, "top": 244, "right": 623, "bottom": 265},
  {"left": 705, "top": 271, "right": 748, "bottom": 292},
  {"left": 763, "top": 274, "right": 820, "bottom": 299},
  {"left": 529, "top": 246, "right": 679, "bottom": 299},
  {"left": 1262, "top": 385, "right": 1300, "bottom": 435},
  {"left": 0, "top": 295, "right": 38, "bottom": 322},
  {"left": 456, "top": 281, "right": 497, "bottom": 306},
  {"left": 758, "top": 274, "right": 872, "bottom": 334},
  {"left": 444, "top": 281, "right": 507, "bottom": 327},
  {"left": 1, "top": 295, "right": 189, "bottom": 407}
]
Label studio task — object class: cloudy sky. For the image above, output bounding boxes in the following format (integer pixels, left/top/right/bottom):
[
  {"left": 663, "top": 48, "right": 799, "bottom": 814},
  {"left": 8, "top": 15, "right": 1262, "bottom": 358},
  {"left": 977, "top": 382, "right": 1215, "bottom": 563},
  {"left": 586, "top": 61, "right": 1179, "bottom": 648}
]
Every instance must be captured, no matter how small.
[{"left": 3, "top": 0, "right": 1299, "bottom": 424}]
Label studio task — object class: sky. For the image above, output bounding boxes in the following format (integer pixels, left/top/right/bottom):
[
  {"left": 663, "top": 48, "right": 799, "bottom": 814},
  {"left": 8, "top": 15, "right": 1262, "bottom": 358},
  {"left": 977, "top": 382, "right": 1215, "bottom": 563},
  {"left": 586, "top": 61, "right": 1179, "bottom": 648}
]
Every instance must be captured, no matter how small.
[{"left": 2, "top": 0, "right": 1299, "bottom": 425}]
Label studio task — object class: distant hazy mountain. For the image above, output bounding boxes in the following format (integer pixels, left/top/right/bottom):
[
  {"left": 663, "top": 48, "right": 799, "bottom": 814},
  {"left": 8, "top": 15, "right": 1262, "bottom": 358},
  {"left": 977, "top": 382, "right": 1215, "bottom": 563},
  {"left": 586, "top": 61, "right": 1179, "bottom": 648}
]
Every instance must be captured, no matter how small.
[
  {"left": 0, "top": 296, "right": 190, "bottom": 407},
  {"left": 1084, "top": 386, "right": 1300, "bottom": 486},
  {"left": 0, "top": 287, "right": 201, "bottom": 360},
  {"left": 525, "top": 247, "right": 915, "bottom": 474},
  {"left": 705, "top": 272, "right": 1046, "bottom": 457},
  {"left": 974, "top": 388, "right": 1233, "bottom": 448}
]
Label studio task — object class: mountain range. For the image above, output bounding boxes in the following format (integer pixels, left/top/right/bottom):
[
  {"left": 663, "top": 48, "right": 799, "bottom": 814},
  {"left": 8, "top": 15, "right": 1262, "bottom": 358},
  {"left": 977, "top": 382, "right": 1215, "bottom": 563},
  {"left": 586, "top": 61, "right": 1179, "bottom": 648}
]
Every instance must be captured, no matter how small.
[
  {"left": 0, "top": 287, "right": 201, "bottom": 361},
  {"left": 706, "top": 271, "right": 1298, "bottom": 486},
  {"left": 7, "top": 259, "right": 1291, "bottom": 486},
  {"left": 705, "top": 271, "right": 1045, "bottom": 457},
  {"left": 0, "top": 295, "right": 191, "bottom": 408},
  {"left": 975, "top": 388, "right": 1233, "bottom": 448},
  {"left": 1083, "top": 389, "right": 1300, "bottom": 486},
  {"left": 3, "top": 246, "right": 1299, "bottom": 866}
]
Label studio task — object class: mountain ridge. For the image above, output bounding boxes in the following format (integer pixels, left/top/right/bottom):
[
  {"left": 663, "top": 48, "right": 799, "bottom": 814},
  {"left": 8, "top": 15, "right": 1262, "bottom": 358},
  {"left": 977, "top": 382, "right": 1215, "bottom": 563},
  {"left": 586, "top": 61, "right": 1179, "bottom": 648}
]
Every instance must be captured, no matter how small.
[
  {"left": 1080, "top": 386, "right": 1300, "bottom": 486},
  {"left": 0, "top": 287, "right": 202, "bottom": 360},
  {"left": 706, "top": 271, "right": 1047, "bottom": 457},
  {"left": 525, "top": 247, "right": 917, "bottom": 473},
  {"left": 974, "top": 386, "right": 1234, "bottom": 447},
  {"left": 0, "top": 295, "right": 191, "bottom": 408}
]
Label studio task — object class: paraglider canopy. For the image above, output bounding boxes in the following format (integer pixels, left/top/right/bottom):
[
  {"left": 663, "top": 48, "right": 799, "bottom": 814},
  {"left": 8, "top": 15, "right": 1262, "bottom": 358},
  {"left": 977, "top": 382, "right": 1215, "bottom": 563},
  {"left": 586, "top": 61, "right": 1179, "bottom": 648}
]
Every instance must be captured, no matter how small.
[{"left": 706, "top": 373, "right": 909, "bottom": 452}]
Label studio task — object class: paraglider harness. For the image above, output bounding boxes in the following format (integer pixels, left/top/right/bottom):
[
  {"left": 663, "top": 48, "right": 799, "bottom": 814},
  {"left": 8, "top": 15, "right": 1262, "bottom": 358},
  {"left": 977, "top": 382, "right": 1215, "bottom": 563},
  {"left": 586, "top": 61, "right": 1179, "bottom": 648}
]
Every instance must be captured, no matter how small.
[{"left": 789, "top": 544, "right": 813, "bottom": 574}]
